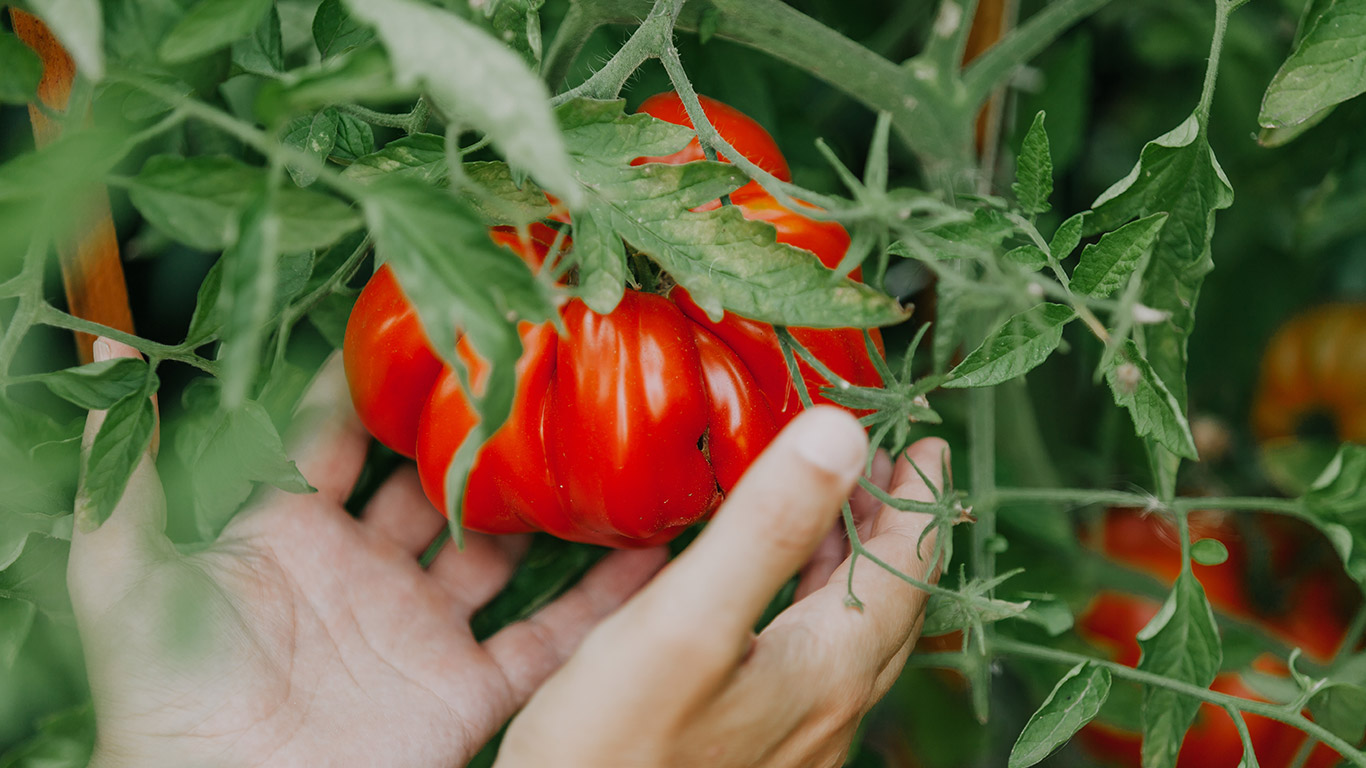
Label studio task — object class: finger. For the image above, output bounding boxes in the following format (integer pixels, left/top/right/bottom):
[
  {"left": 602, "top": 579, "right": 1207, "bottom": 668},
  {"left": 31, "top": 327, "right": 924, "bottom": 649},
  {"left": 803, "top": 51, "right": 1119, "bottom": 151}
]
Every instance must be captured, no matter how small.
[
  {"left": 780, "top": 437, "right": 948, "bottom": 677},
  {"left": 430, "top": 532, "right": 531, "bottom": 617},
  {"left": 795, "top": 449, "right": 892, "bottom": 601},
  {"left": 69, "top": 339, "right": 174, "bottom": 609},
  {"left": 483, "top": 547, "right": 667, "bottom": 707},
  {"left": 619, "top": 406, "right": 868, "bottom": 666},
  {"left": 279, "top": 354, "right": 370, "bottom": 504},
  {"left": 360, "top": 466, "right": 446, "bottom": 556}
]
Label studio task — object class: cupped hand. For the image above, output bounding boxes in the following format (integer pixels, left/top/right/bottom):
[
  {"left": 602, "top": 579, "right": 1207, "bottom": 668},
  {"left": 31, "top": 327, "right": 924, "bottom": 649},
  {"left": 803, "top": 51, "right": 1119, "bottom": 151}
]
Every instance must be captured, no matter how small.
[
  {"left": 495, "top": 407, "right": 948, "bottom": 768},
  {"left": 71, "top": 340, "right": 666, "bottom": 768}
]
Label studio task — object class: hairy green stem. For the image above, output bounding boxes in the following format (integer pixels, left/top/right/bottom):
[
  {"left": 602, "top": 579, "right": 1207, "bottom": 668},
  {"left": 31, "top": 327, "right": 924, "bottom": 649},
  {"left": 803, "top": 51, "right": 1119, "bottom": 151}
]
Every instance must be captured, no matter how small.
[
  {"left": 338, "top": 99, "right": 429, "bottom": 135},
  {"left": 993, "top": 637, "right": 1366, "bottom": 766},
  {"left": 553, "top": 0, "right": 684, "bottom": 103},
  {"left": 37, "top": 306, "right": 219, "bottom": 375}
]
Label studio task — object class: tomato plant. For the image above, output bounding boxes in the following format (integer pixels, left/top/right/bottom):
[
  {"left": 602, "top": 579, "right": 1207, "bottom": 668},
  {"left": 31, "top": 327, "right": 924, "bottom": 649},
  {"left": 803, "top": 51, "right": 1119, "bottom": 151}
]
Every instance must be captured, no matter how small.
[
  {"left": 344, "top": 94, "right": 883, "bottom": 546},
  {"left": 2, "top": 0, "right": 1366, "bottom": 765}
]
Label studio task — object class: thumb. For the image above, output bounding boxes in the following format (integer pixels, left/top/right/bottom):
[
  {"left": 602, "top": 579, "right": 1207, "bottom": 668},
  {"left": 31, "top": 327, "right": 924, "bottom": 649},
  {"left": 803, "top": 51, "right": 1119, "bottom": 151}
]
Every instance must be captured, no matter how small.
[{"left": 69, "top": 338, "right": 173, "bottom": 609}]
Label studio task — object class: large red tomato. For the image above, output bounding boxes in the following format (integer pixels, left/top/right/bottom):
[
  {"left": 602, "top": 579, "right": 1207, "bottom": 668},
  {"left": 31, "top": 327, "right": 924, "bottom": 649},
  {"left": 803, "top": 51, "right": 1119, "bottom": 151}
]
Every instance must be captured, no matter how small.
[
  {"left": 342, "top": 94, "right": 887, "bottom": 547},
  {"left": 1077, "top": 510, "right": 1349, "bottom": 768}
]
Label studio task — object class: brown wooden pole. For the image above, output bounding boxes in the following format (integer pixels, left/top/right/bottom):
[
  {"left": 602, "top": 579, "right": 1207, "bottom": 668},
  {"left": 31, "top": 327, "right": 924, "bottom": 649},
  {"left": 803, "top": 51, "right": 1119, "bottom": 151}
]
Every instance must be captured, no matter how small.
[{"left": 10, "top": 7, "right": 135, "bottom": 364}]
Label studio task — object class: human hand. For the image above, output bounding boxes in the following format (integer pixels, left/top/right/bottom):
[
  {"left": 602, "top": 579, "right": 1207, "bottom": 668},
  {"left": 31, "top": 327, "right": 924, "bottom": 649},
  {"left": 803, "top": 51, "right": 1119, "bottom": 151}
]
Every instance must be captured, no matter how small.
[
  {"left": 71, "top": 340, "right": 666, "bottom": 768},
  {"left": 494, "top": 407, "right": 947, "bottom": 768}
]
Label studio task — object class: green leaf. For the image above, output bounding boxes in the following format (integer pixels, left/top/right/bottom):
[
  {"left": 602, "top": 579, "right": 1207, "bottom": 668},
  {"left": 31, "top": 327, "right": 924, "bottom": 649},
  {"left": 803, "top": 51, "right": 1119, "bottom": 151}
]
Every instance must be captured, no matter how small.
[
  {"left": 42, "top": 358, "right": 150, "bottom": 410},
  {"left": 307, "top": 290, "right": 356, "bottom": 348},
  {"left": 23, "top": 0, "right": 104, "bottom": 79},
  {"left": 572, "top": 206, "right": 628, "bottom": 314},
  {"left": 127, "top": 155, "right": 361, "bottom": 252},
  {"left": 943, "top": 303, "right": 1075, "bottom": 389},
  {"left": 0, "top": 597, "right": 38, "bottom": 668},
  {"left": 185, "top": 248, "right": 313, "bottom": 347},
  {"left": 480, "top": 0, "right": 545, "bottom": 67},
  {"left": 230, "top": 4, "right": 282, "bottom": 75},
  {"left": 1005, "top": 245, "right": 1048, "bottom": 270},
  {"left": 558, "top": 99, "right": 905, "bottom": 327},
  {"left": 1049, "top": 212, "right": 1086, "bottom": 260},
  {"left": 361, "top": 178, "right": 555, "bottom": 426},
  {"left": 159, "top": 0, "right": 272, "bottom": 63},
  {"left": 343, "top": 0, "right": 580, "bottom": 207},
  {"left": 217, "top": 192, "right": 282, "bottom": 408},
  {"left": 921, "top": 592, "right": 1031, "bottom": 637},
  {"left": 1105, "top": 340, "right": 1198, "bottom": 460},
  {"left": 177, "top": 397, "right": 312, "bottom": 537},
  {"left": 1136, "top": 569, "right": 1222, "bottom": 768},
  {"left": 1013, "top": 112, "right": 1053, "bottom": 216},
  {"left": 343, "top": 133, "right": 446, "bottom": 185},
  {"left": 0, "top": 702, "right": 94, "bottom": 767},
  {"left": 255, "top": 46, "right": 409, "bottom": 121},
  {"left": 0, "top": 511, "right": 67, "bottom": 572},
  {"left": 312, "top": 0, "right": 374, "bottom": 58},
  {"left": 0, "top": 32, "right": 43, "bottom": 104},
  {"left": 463, "top": 162, "right": 554, "bottom": 226},
  {"left": 283, "top": 109, "right": 340, "bottom": 188},
  {"left": 1191, "top": 538, "right": 1228, "bottom": 566},
  {"left": 1299, "top": 444, "right": 1366, "bottom": 590},
  {"left": 78, "top": 390, "right": 156, "bottom": 529},
  {"left": 1070, "top": 213, "right": 1167, "bottom": 298},
  {"left": 1088, "top": 113, "right": 1233, "bottom": 410},
  {"left": 1259, "top": 0, "right": 1366, "bottom": 129},
  {"left": 330, "top": 113, "right": 375, "bottom": 161},
  {"left": 1008, "top": 663, "right": 1111, "bottom": 768}
]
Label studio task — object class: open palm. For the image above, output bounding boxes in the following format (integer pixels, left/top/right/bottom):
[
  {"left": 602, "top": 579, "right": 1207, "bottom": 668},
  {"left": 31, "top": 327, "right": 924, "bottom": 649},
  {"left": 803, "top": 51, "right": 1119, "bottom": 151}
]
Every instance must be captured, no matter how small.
[{"left": 71, "top": 347, "right": 663, "bottom": 768}]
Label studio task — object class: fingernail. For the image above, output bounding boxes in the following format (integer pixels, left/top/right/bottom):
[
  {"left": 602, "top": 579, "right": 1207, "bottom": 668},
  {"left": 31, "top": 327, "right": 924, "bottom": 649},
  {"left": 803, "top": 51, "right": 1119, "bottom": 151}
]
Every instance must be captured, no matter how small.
[
  {"left": 92, "top": 338, "right": 112, "bottom": 362},
  {"left": 792, "top": 407, "right": 867, "bottom": 479}
]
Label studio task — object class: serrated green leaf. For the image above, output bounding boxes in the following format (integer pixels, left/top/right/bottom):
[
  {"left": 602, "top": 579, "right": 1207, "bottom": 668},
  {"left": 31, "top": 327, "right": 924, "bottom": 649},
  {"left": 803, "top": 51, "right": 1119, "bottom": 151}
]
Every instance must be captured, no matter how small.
[
  {"left": 1005, "top": 245, "right": 1048, "bottom": 270},
  {"left": 343, "top": 133, "right": 446, "bottom": 184},
  {"left": 481, "top": 0, "right": 545, "bottom": 66},
  {"left": 255, "top": 46, "right": 409, "bottom": 122},
  {"left": 1105, "top": 340, "right": 1198, "bottom": 460},
  {"left": 361, "top": 178, "right": 555, "bottom": 426},
  {"left": 1048, "top": 211, "right": 1086, "bottom": 260},
  {"left": 179, "top": 397, "right": 313, "bottom": 537},
  {"left": 312, "top": 0, "right": 373, "bottom": 58},
  {"left": 42, "top": 358, "right": 149, "bottom": 410},
  {"left": 572, "top": 206, "right": 628, "bottom": 314},
  {"left": 23, "top": 0, "right": 104, "bottom": 79},
  {"left": 0, "top": 32, "right": 43, "bottom": 105},
  {"left": 79, "top": 391, "right": 156, "bottom": 529},
  {"left": 1013, "top": 112, "right": 1053, "bottom": 216},
  {"left": 159, "top": 0, "right": 272, "bottom": 63},
  {"left": 463, "top": 162, "right": 553, "bottom": 226},
  {"left": 343, "top": 0, "right": 579, "bottom": 206},
  {"left": 921, "top": 592, "right": 1031, "bottom": 637},
  {"left": 283, "top": 109, "right": 339, "bottom": 188},
  {"left": 943, "top": 303, "right": 1075, "bottom": 389},
  {"left": 1088, "top": 113, "right": 1233, "bottom": 410},
  {"left": 1009, "top": 663, "right": 1111, "bottom": 768},
  {"left": 231, "top": 4, "right": 282, "bottom": 75},
  {"left": 185, "top": 249, "right": 313, "bottom": 348},
  {"left": 330, "top": 113, "right": 375, "bottom": 161},
  {"left": 1070, "top": 212, "right": 1167, "bottom": 298},
  {"left": 1259, "top": 0, "right": 1366, "bottom": 129},
  {"left": 127, "top": 155, "right": 361, "bottom": 252},
  {"left": 558, "top": 99, "right": 905, "bottom": 327},
  {"left": 1136, "top": 570, "right": 1222, "bottom": 768},
  {"left": 1299, "top": 444, "right": 1366, "bottom": 590}
]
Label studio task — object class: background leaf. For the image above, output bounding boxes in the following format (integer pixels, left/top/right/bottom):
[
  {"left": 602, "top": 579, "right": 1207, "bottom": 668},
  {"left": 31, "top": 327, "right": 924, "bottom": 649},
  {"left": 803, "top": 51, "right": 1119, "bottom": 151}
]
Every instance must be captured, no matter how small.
[
  {"left": 159, "top": 0, "right": 272, "bottom": 63},
  {"left": 1259, "top": 0, "right": 1366, "bottom": 129},
  {"left": 0, "top": 33, "right": 43, "bottom": 105}
]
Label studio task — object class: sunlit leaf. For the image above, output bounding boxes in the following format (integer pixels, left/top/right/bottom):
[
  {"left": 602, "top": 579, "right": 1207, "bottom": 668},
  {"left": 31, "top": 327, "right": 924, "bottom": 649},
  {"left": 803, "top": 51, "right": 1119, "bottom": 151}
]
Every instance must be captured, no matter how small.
[
  {"left": 943, "top": 303, "right": 1075, "bottom": 389},
  {"left": 1009, "top": 663, "right": 1111, "bottom": 768}
]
